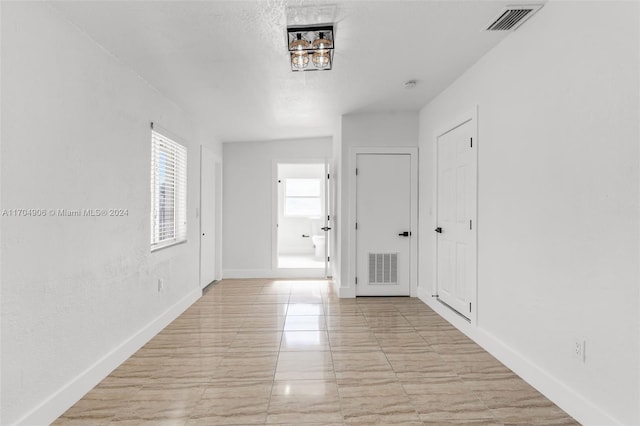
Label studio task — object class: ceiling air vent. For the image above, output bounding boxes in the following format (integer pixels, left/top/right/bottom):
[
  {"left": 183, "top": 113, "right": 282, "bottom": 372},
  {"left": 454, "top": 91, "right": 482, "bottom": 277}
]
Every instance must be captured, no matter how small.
[{"left": 486, "top": 5, "right": 542, "bottom": 31}]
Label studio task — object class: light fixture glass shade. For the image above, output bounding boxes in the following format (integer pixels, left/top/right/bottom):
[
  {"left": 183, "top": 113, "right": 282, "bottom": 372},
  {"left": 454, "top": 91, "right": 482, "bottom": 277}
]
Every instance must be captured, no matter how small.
[
  {"left": 312, "top": 33, "right": 333, "bottom": 50},
  {"left": 312, "top": 50, "right": 331, "bottom": 68},
  {"left": 289, "top": 35, "right": 310, "bottom": 51},
  {"left": 291, "top": 51, "right": 309, "bottom": 69}
]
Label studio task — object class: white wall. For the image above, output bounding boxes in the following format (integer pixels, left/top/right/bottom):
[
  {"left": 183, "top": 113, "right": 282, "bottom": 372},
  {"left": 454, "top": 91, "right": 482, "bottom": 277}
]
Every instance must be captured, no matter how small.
[
  {"left": 418, "top": 1, "right": 639, "bottom": 424},
  {"left": 0, "top": 3, "right": 221, "bottom": 424},
  {"left": 336, "top": 111, "right": 419, "bottom": 296},
  {"left": 222, "top": 138, "right": 331, "bottom": 277}
]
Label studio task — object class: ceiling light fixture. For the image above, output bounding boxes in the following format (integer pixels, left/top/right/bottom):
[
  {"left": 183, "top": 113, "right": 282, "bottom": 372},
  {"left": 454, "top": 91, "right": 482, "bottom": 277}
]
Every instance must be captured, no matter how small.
[{"left": 287, "top": 25, "right": 334, "bottom": 72}]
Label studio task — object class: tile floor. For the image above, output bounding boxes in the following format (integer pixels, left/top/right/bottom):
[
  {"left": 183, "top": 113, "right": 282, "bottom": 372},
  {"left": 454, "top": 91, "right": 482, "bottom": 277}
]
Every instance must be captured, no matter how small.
[
  {"left": 277, "top": 254, "right": 325, "bottom": 269},
  {"left": 54, "top": 279, "right": 578, "bottom": 425}
]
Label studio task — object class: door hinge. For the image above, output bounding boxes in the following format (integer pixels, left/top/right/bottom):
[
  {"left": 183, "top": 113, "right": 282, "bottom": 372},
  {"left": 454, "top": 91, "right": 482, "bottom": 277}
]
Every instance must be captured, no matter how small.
[
  {"left": 469, "top": 302, "right": 472, "bottom": 312},
  {"left": 327, "top": 173, "right": 330, "bottom": 179},
  {"left": 355, "top": 277, "right": 358, "bottom": 285},
  {"left": 327, "top": 215, "right": 330, "bottom": 221},
  {"left": 355, "top": 168, "right": 358, "bottom": 176},
  {"left": 470, "top": 137, "right": 473, "bottom": 148},
  {"left": 327, "top": 256, "right": 330, "bottom": 262},
  {"left": 355, "top": 222, "right": 358, "bottom": 230},
  {"left": 470, "top": 219, "right": 472, "bottom": 230}
]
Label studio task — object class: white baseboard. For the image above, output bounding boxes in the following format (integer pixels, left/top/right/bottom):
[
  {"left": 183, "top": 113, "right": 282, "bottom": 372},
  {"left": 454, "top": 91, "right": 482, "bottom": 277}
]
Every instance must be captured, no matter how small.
[
  {"left": 339, "top": 285, "right": 356, "bottom": 298},
  {"left": 15, "top": 287, "right": 202, "bottom": 426},
  {"left": 417, "top": 287, "right": 620, "bottom": 426},
  {"left": 223, "top": 269, "right": 326, "bottom": 279}
]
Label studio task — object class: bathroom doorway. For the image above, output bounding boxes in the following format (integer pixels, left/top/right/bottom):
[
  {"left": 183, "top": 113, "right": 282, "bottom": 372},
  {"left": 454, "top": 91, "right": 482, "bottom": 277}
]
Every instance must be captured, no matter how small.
[{"left": 275, "top": 162, "right": 330, "bottom": 276}]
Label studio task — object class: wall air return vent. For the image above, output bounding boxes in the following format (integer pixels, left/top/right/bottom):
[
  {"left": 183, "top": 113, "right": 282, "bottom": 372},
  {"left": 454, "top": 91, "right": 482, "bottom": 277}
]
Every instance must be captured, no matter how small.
[
  {"left": 486, "top": 5, "right": 542, "bottom": 31},
  {"left": 369, "top": 253, "right": 398, "bottom": 285}
]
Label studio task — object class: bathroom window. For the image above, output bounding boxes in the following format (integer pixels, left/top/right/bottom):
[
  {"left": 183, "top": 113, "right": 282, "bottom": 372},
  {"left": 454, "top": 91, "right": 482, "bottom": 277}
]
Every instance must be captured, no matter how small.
[
  {"left": 150, "top": 130, "right": 187, "bottom": 251},
  {"left": 284, "top": 178, "right": 322, "bottom": 217}
]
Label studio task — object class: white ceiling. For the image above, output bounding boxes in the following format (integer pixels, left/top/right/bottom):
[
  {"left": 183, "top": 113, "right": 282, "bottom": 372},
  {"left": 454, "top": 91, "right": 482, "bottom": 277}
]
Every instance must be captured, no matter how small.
[{"left": 51, "top": 1, "right": 536, "bottom": 142}]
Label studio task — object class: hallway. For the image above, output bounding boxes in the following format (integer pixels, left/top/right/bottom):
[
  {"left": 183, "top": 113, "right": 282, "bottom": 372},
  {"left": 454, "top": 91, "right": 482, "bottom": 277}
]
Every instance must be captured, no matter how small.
[{"left": 54, "top": 279, "right": 576, "bottom": 425}]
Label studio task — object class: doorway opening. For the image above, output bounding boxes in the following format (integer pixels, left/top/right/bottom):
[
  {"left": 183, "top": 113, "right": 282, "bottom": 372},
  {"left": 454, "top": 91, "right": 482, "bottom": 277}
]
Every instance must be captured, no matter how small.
[{"left": 276, "top": 162, "right": 330, "bottom": 275}]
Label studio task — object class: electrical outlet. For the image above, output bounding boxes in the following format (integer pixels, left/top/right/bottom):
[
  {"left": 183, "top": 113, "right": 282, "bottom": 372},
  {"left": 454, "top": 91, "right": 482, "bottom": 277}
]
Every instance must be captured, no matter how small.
[
  {"left": 158, "top": 278, "right": 164, "bottom": 292},
  {"left": 573, "top": 338, "right": 586, "bottom": 362}
]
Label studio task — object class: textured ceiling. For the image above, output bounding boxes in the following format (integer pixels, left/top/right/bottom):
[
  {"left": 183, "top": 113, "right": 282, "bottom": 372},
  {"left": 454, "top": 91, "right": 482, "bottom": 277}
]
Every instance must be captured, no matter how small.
[{"left": 51, "top": 1, "right": 539, "bottom": 142}]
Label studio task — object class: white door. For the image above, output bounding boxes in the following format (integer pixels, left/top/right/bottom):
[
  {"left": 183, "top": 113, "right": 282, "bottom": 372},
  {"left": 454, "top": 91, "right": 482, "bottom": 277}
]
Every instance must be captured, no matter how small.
[
  {"left": 200, "top": 146, "right": 216, "bottom": 287},
  {"left": 324, "top": 162, "right": 331, "bottom": 278},
  {"left": 436, "top": 119, "right": 476, "bottom": 318},
  {"left": 356, "top": 154, "right": 411, "bottom": 296}
]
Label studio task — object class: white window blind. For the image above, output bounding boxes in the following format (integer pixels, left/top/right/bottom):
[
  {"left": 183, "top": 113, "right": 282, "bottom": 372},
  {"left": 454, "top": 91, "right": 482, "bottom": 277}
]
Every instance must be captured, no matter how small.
[{"left": 150, "top": 130, "right": 187, "bottom": 251}]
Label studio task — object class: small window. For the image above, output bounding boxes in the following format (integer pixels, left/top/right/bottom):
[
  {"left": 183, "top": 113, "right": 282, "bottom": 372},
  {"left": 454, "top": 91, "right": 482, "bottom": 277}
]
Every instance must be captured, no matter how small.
[
  {"left": 150, "top": 130, "right": 187, "bottom": 251},
  {"left": 284, "top": 178, "right": 322, "bottom": 217}
]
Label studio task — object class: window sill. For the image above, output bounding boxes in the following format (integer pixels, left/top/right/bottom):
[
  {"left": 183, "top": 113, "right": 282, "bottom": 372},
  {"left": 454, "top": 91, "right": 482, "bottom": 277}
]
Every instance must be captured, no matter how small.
[{"left": 151, "top": 239, "right": 187, "bottom": 253}]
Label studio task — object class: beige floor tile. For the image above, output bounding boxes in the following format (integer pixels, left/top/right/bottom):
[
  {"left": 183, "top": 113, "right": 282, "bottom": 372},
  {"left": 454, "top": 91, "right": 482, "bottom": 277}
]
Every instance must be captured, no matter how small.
[
  {"left": 287, "top": 303, "right": 324, "bottom": 315},
  {"left": 241, "top": 315, "right": 286, "bottom": 331},
  {"left": 280, "top": 330, "right": 330, "bottom": 351},
  {"left": 326, "top": 314, "right": 370, "bottom": 331},
  {"left": 79, "top": 379, "right": 142, "bottom": 401},
  {"left": 210, "top": 352, "right": 279, "bottom": 382},
  {"left": 328, "top": 330, "right": 381, "bottom": 352},
  {"left": 253, "top": 293, "right": 292, "bottom": 304},
  {"left": 113, "top": 398, "right": 195, "bottom": 424},
  {"left": 130, "top": 383, "right": 206, "bottom": 402},
  {"left": 228, "top": 331, "right": 283, "bottom": 352},
  {"left": 109, "top": 356, "right": 166, "bottom": 379},
  {"left": 324, "top": 303, "right": 363, "bottom": 316},
  {"left": 386, "top": 350, "right": 456, "bottom": 379},
  {"left": 338, "top": 379, "right": 420, "bottom": 424},
  {"left": 332, "top": 350, "right": 396, "bottom": 380},
  {"left": 54, "top": 279, "right": 577, "bottom": 426},
  {"left": 53, "top": 418, "right": 112, "bottom": 426},
  {"left": 375, "top": 331, "right": 431, "bottom": 352},
  {"left": 283, "top": 315, "right": 327, "bottom": 331},
  {"left": 266, "top": 380, "right": 343, "bottom": 424},
  {"left": 365, "top": 314, "right": 414, "bottom": 330},
  {"left": 289, "top": 294, "right": 325, "bottom": 304},
  {"left": 186, "top": 382, "right": 272, "bottom": 425},
  {"left": 275, "top": 351, "right": 334, "bottom": 380},
  {"left": 110, "top": 418, "right": 188, "bottom": 426},
  {"left": 56, "top": 399, "right": 123, "bottom": 423},
  {"left": 244, "top": 303, "right": 289, "bottom": 316},
  {"left": 149, "top": 356, "right": 224, "bottom": 382},
  {"left": 402, "top": 378, "right": 494, "bottom": 422}
]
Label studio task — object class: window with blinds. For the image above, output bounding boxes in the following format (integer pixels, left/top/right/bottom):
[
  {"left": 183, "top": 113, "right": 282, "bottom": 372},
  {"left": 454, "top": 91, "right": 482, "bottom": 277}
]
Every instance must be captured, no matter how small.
[{"left": 150, "top": 130, "right": 187, "bottom": 251}]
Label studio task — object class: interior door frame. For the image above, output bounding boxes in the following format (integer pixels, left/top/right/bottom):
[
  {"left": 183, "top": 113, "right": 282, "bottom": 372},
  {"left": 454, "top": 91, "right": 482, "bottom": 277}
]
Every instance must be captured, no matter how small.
[
  {"left": 348, "top": 147, "right": 419, "bottom": 297},
  {"left": 271, "top": 158, "right": 330, "bottom": 277},
  {"left": 199, "top": 145, "right": 223, "bottom": 288},
  {"left": 433, "top": 106, "right": 478, "bottom": 325}
]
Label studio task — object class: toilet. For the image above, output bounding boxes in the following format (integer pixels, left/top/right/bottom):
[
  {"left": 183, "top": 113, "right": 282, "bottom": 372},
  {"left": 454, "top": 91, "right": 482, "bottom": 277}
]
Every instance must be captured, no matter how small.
[{"left": 309, "top": 217, "right": 326, "bottom": 259}]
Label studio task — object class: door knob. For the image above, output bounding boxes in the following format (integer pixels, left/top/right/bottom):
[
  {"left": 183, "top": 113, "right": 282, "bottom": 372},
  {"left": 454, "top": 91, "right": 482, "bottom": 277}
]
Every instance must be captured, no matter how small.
[
  {"left": 434, "top": 227, "right": 442, "bottom": 233},
  {"left": 321, "top": 227, "right": 331, "bottom": 231},
  {"left": 398, "top": 231, "right": 410, "bottom": 237}
]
